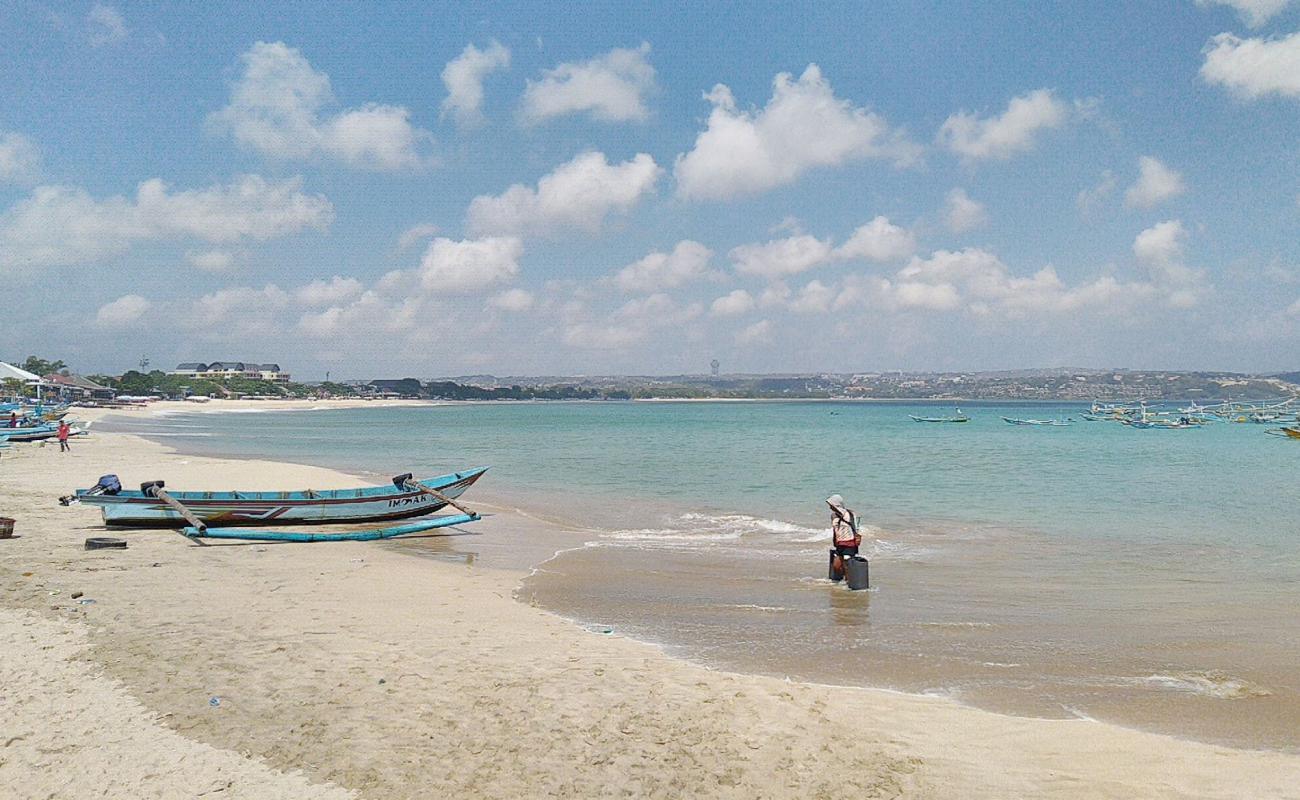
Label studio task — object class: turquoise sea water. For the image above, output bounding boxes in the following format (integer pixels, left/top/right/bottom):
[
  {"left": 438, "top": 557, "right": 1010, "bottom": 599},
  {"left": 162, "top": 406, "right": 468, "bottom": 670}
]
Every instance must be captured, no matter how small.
[{"left": 107, "top": 401, "right": 1300, "bottom": 749}]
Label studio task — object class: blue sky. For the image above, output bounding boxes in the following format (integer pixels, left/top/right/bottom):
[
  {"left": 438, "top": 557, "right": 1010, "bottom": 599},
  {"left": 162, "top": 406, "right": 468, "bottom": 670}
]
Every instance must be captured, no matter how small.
[{"left": 2, "top": 1, "right": 1298, "bottom": 379}]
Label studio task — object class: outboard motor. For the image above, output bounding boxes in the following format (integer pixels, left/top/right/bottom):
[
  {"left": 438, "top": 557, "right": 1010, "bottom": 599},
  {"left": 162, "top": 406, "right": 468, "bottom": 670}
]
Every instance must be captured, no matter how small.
[
  {"left": 59, "top": 473, "right": 123, "bottom": 506},
  {"left": 140, "top": 480, "right": 165, "bottom": 498},
  {"left": 391, "top": 472, "right": 414, "bottom": 489}
]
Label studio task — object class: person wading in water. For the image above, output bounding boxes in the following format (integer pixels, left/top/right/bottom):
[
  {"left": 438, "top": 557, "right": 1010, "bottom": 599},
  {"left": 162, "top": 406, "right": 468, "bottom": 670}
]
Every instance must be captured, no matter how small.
[{"left": 827, "top": 494, "right": 860, "bottom": 579}]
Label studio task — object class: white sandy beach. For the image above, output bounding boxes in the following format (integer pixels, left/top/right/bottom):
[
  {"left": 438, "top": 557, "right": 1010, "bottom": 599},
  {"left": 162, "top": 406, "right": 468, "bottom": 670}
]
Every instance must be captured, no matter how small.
[{"left": 2, "top": 401, "right": 1299, "bottom": 798}]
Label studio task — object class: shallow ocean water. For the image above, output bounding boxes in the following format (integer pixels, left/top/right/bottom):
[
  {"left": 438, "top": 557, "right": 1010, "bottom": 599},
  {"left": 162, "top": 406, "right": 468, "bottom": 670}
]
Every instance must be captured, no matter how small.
[{"left": 106, "top": 401, "right": 1300, "bottom": 749}]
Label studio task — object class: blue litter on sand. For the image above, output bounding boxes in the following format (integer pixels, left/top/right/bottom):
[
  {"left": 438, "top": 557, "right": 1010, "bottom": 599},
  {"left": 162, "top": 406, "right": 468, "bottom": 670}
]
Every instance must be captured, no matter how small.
[{"left": 209, "top": 696, "right": 220, "bottom": 707}]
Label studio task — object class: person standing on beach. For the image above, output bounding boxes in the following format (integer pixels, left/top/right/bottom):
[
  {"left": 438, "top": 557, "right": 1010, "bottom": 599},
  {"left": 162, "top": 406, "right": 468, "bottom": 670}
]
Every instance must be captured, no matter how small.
[
  {"left": 8, "top": 412, "right": 16, "bottom": 428},
  {"left": 827, "top": 494, "right": 860, "bottom": 577},
  {"left": 57, "top": 420, "right": 70, "bottom": 452}
]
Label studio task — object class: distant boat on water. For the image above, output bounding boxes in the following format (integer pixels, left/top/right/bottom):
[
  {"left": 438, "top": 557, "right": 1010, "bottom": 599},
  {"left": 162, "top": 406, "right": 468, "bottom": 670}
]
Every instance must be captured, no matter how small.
[
  {"left": 1002, "top": 417, "right": 1071, "bottom": 427},
  {"left": 909, "top": 409, "right": 969, "bottom": 423}
]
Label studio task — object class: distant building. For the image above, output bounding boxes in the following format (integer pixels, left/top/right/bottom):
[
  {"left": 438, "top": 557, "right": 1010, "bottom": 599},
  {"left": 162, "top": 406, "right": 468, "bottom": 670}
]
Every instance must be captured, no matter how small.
[
  {"left": 367, "top": 378, "right": 423, "bottom": 397},
  {"left": 168, "top": 362, "right": 291, "bottom": 384},
  {"left": 44, "top": 373, "right": 116, "bottom": 401}
]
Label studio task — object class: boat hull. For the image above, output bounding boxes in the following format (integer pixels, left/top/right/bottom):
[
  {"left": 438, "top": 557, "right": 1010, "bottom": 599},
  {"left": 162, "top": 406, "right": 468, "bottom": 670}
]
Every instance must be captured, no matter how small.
[{"left": 76, "top": 467, "right": 488, "bottom": 528}]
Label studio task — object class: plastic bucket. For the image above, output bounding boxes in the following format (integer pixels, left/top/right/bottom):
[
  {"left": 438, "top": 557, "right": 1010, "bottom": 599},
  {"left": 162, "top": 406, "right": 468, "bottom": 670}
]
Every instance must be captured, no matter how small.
[
  {"left": 828, "top": 549, "right": 844, "bottom": 582},
  {"left": 0, "top": 517, "right": 14, "bottom": 539},
  {"left": 845, "top": 556, "right": 869, "bottom": 590}
]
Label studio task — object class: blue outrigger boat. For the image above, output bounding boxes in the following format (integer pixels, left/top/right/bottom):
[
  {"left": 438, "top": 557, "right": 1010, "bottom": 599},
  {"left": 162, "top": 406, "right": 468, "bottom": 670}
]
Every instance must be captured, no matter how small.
[{"left": 67, "top": 468, "right": 489, "bottom": 534}]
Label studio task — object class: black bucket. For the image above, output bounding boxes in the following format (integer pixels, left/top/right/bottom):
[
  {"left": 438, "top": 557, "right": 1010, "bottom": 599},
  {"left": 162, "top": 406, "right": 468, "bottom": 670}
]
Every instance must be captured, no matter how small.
[
  {"left": 845, "top": 556, "right": 870, "bottom": 590},
  {"left": 828, "top": 549, "right": 844, "bottom": 582}
]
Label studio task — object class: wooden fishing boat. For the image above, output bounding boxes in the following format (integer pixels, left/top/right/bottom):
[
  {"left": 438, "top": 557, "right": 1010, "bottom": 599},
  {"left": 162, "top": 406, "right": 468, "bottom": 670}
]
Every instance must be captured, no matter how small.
[
  {"left": 1265, "top": 427, "right": 1300, "bottom": 439},
  {"left": 909, "top": 413, "right": 969, "bottom": 423},
  {"left": 1002, "top": 417, "right": 1070, "bottom": 426},
  {"left": 70, "top": 467, "right": 489, "bottom": 528}
]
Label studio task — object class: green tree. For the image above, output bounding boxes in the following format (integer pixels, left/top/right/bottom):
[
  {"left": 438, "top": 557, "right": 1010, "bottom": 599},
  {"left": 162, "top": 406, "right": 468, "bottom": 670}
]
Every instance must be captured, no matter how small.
[{"left": 21, "top": 356, "right": 67, "bottom": 376}]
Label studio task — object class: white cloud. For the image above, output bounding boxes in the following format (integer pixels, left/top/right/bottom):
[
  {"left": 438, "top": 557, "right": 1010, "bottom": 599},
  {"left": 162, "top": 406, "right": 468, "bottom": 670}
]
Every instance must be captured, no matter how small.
[
  {"left": 0, "top": 174, "right": 332, "bottom": 269},
  {"left": 295, "top": 276, "right": 364, "bottom": 306},
  {"left": 185, "top": 249, "right": 234, "bottom": 272},
  {"left": 87, "top": 4, "right": 127, "bottom": 46},
  {"left": 674, "top": 64, "right": 920, "bottom": 201},
  {"left": 191, "top": 284, "right": 291, "bottom": 330},
  {"left": 0, "top": 132, "right": 40, "bottom": 184},
  {"left": 521, "top": 43, "right": 655, "bottom": 123},
  {"left": 441, "top": 41, "right": 510, "bottom": 126},
  {"left": 729, "top": 234, "right": 834, "bottom": 279},
  {"left": 418, "top": 236, "right": 522, "bottom": 294},
  {"left": 209, "top": 41, "right": 433, "bottom": 170},
  {"left": 834, "top": 215, "right": 916, "bottom": 262},
  {"left": 710, "top": 289, "right": 755, "bottom": 316},
  {"left": 614, "top": 240, "right": 714, "bottom": 293},
  {"left": 735, "top": 319, "right": 773, "bottom": 345},
  {"left": 488, "top": 288, "right": 535, "bottom": 312},
  {"left": 1077, "top": 170, "right": 1117, "bottom": 213},
  {"left": 1133, "top": 219, "right": 1187, "bottom": 265},
  {"left": 1196, "top": 0, "right": 1294, "bottom": 28},
  {"left": 467, "top": 151, "right": 660, "bottom": 236},
  {"left": 397, "top": 223, "right": 439, "bottom": 250},
  {"left": 1132, "top": 220, "right": 1209, "bottom": 307},
  {"left": 1124, "top": 156, "right": 1186, "bottom": 208},
  {"left": 95, "top": 294, "right": 149, "bottom": 327},
  {"left": 1201, "top": 31, "right": 1300, "bottom": 99},
  {"left": 788, "top": 279, "right": 837, "bottom": 313},
  {"left": 320, "top": 105, "right": 433, "bottom": 171},
  {"left": 944, "top": 188, "right": 988, "bottom": 232},
  {"left": 888, "top": 248, "right": 1146, "bottom": 315},
  {"left": 937, "top": 89, "right": 1069, "bottom": 161},
  {"left": 563, "top": 293, "right": 703, "bottom": 349}
]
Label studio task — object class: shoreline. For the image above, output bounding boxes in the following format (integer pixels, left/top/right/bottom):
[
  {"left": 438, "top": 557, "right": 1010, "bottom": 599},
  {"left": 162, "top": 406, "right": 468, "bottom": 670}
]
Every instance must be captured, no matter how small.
[
  {"left": 3, "top": 402, "right": 1299, "bottom": 797},
  {"left": 88, "top": 400, "right": 1300, "bottom": 749}
]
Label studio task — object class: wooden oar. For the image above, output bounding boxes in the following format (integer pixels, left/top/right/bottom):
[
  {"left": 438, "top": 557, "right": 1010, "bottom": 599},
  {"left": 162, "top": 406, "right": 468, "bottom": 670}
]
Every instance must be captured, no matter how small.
[
  {"left": 403, "top": 479, "right": 478, "bottom": 519},
  {"left": 141, "top": 481, "right": 209, "bottom": 544}
]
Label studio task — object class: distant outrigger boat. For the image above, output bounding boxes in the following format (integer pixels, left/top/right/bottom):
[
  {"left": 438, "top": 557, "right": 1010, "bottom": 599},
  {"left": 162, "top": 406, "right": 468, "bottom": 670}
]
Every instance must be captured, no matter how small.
[
  {"left": 1265, "top": 427, "right": 1300, "bottom": 440},
  {"left": 1002, "top": 417, "right": 1071, "bottom": 426},
  {"left": 909, "top": 410, "right": 969, "bottom": 423},
  {"left": 66, "top": 467, "right": 488, "bottom": 529}
]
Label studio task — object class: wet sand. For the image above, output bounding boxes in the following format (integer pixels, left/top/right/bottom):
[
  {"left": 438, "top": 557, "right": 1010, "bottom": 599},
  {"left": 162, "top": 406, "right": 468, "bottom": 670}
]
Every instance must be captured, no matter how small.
[{"left": 1, "top": 404, "right": 1299, "bottom": 797}]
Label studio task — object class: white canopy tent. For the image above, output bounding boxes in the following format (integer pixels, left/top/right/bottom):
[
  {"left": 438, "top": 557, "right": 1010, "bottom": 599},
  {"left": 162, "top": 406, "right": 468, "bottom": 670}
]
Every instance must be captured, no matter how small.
[{"left": 0, "top": 362, "right": 45, "bottom": 401}]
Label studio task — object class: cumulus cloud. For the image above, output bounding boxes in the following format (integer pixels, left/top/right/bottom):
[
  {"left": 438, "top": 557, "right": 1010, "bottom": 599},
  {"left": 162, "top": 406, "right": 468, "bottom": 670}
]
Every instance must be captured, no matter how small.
[
  {"left": 710, "top": 289, "right": 756, "bottom": 316},
  {"left": 209, "top": 41, "right": 434, "bottom": 170},
  {"left": 397, "top": 222, "right": 439, "bottom": 250},
  {"left": 521, "top": 43, "right": 655, "bottom": 123},
  {"left": 871, "top": 248, "right": 1143, "bottom": 315},
  {"left": 87, "top": 3, "right": 127, "bottom": 46},
  {"left": 190, "top": 284, "right": 291, "bottom": 330},
  {"left": 1201, "top": 31, "right": 1300, "bottom": 99},
  {"left": 674, "top": 64, "right": 920, "bottom": 201},
  {"left": 614, "top": 240, "right": 714, "bottom": 293},
  {"left": 735, "top": 319, "right": 773, "bottom": 345},
  {"left": 788, "top": 279, "right": 838, "bottom": 313},
  {"left": 0, "top": 174, "right": 332, "bottom": 269},
  {"left": 564, "top": 292, "right": 702, "bottom": 349},
  {"left": 1196, "top": 0, "right": 1294, "bottom": 28},
  {"left": 833, "top": 215, "right": 916, "bottom": 262},
  {"left": 441, "top": 41, "right": 510, "bottom": 126},
  {"left": 1124, "top": 156, "right": 1186, "bottom": 208},
  {"left": 418, "top": 236, "right": 522, "bottom": 294},
  {"left": 944, "top": 188, "right": 988, "bottom": 232},
  {"left": 488, "top": 287, "right": 535, "bottom": 312},
  {"left": 467, "top": 151, "right": 661, "bottom": 236},
  {"left": 937, "top": 89, "right": 1069, "bottom": 161},
  {"left": 1132, "top": 220, "right": 1209, "bottom": 307},
  {"left": 295, "top": 276, "right": 364, "bottom": 306},
  {"left": 185, "top": 249, "right": 234, "bottom": 272},
  {"left": 0, "top": 132, "right": 40, "bottom": 184},
  {"left": 729, "top": 234, "right": 834, "bottom": 279},
  {"left": 95, "top": 294, "right": 150, "bottom": 327}
]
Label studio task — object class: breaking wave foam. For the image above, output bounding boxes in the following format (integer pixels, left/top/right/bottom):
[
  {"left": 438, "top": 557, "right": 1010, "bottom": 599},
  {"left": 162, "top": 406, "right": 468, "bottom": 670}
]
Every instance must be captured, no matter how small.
[{"left": 1134, "top": 671, "right": 1271, "bottom": 700}]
